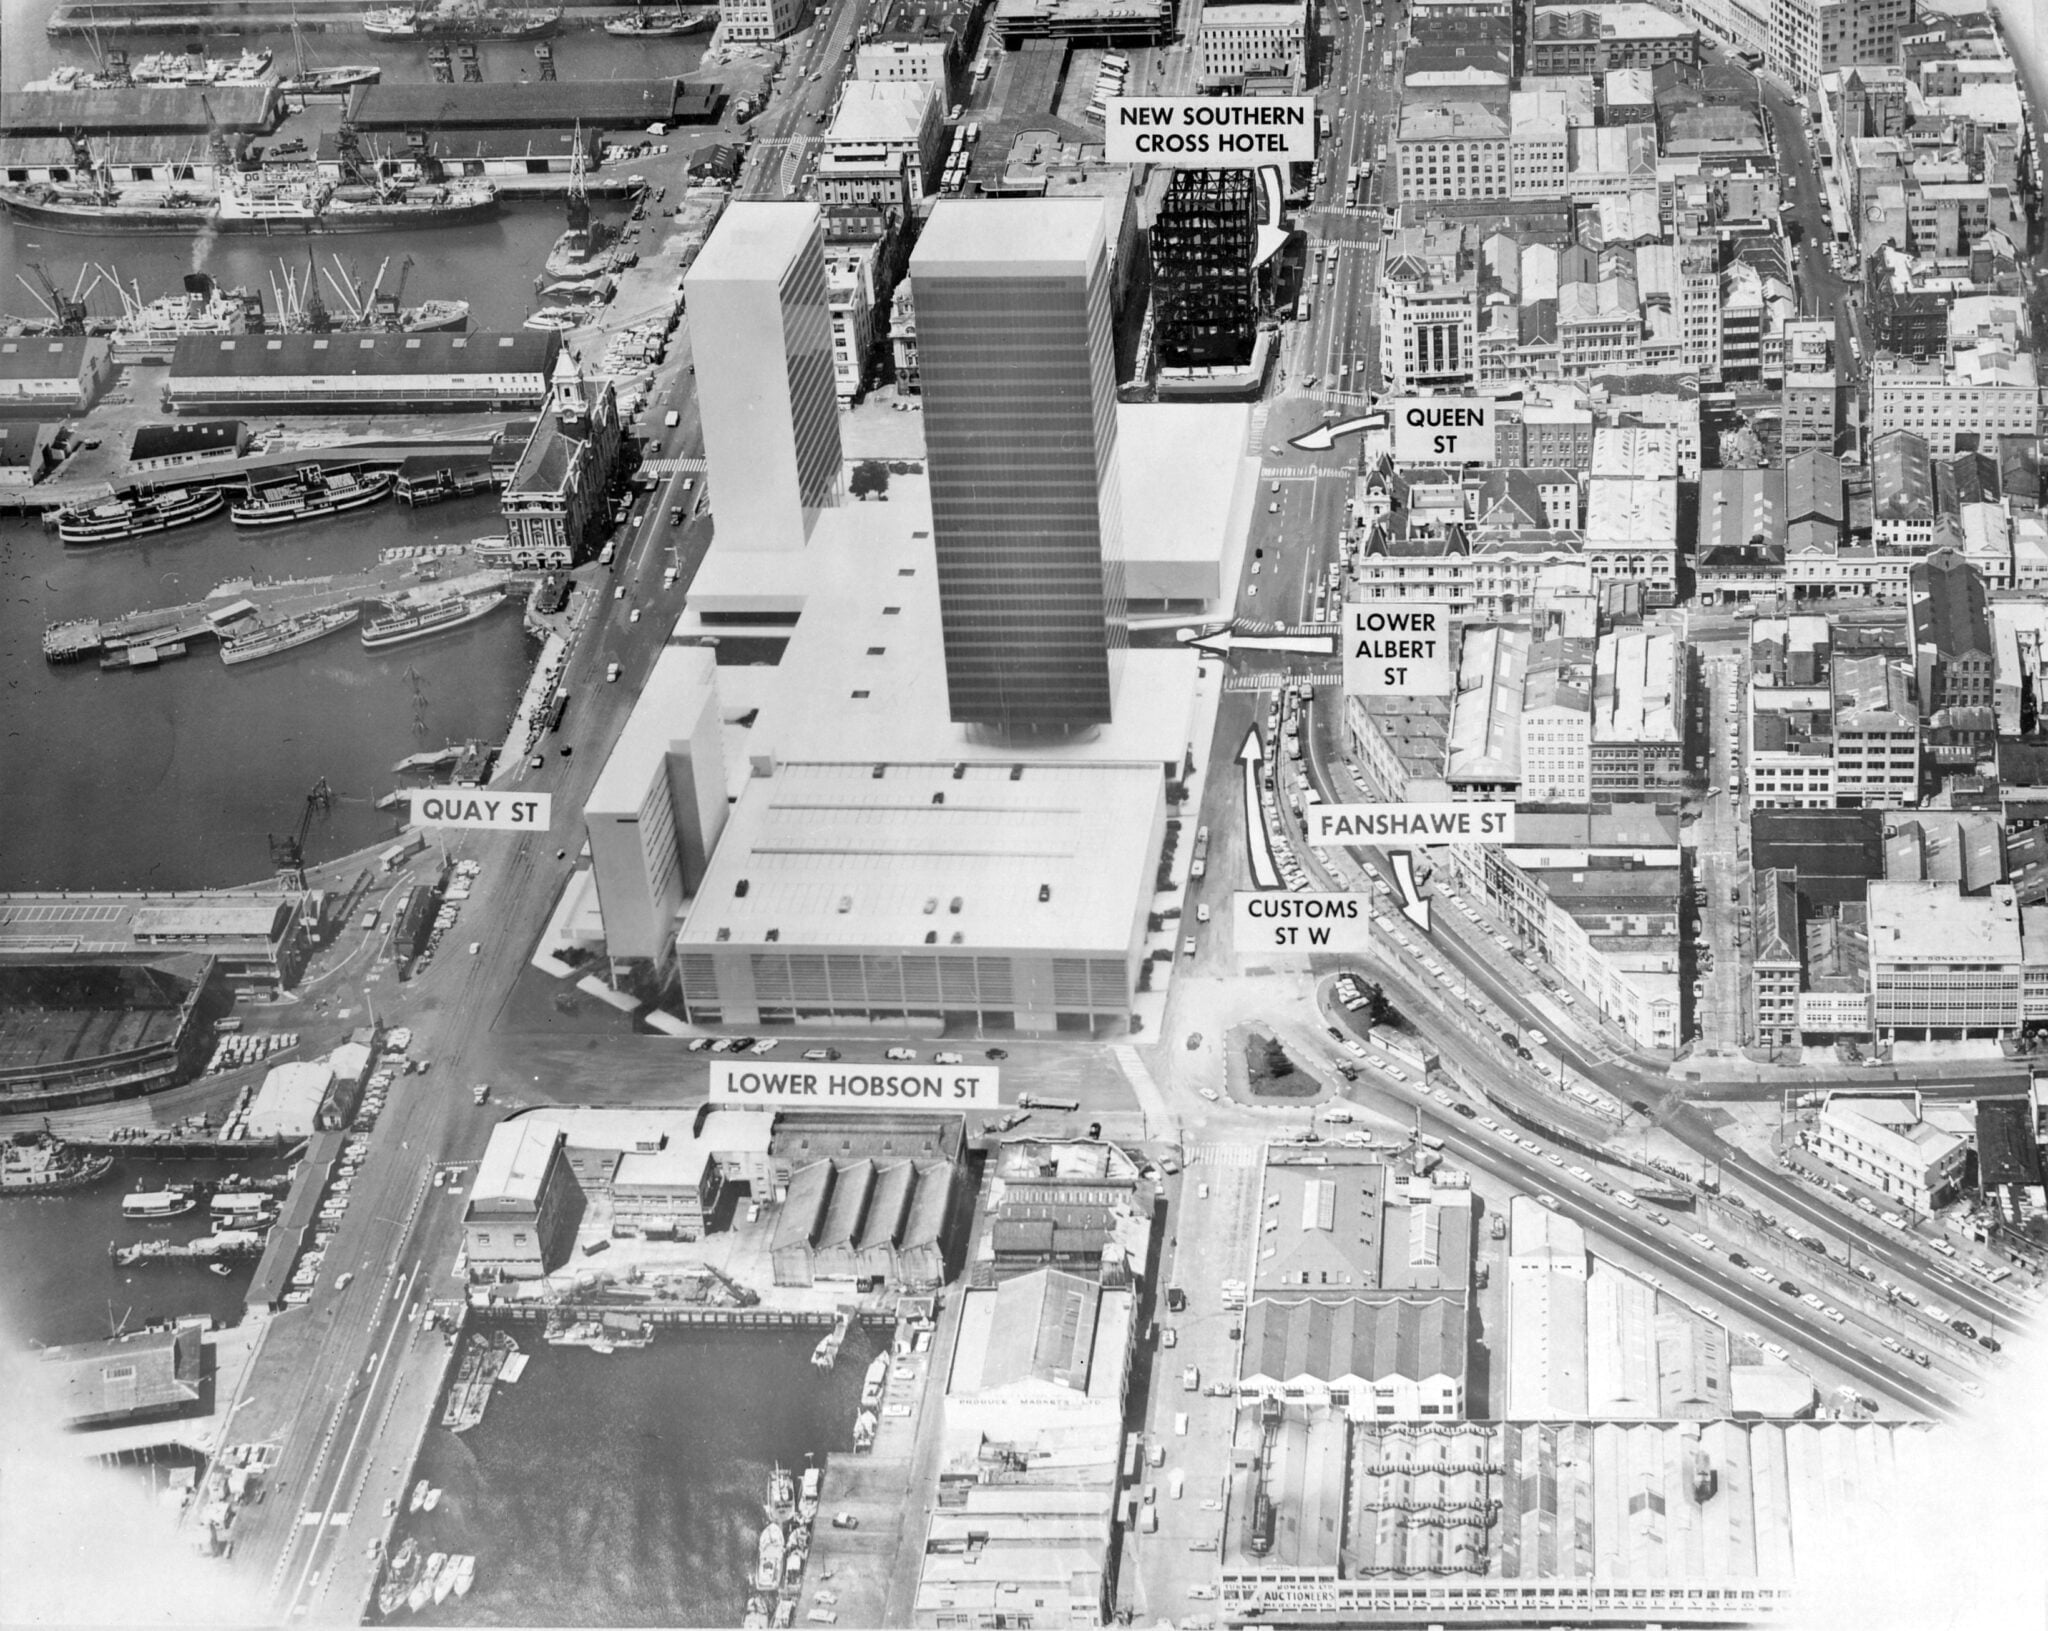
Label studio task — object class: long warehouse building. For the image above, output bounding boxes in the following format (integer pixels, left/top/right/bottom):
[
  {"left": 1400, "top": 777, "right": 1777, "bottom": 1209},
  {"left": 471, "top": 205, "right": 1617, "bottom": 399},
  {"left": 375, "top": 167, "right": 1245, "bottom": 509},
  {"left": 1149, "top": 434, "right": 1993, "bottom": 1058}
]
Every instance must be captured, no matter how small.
[{"left": 165, "top": 331, "right": 560, "bottom": 415}]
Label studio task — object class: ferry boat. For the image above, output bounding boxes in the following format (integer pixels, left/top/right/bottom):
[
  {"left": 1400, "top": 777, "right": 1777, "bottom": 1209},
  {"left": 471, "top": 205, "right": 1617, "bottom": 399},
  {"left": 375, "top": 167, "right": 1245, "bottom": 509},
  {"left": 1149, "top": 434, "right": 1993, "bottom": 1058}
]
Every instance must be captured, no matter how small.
[
  {"left": 122, "top": 1189, "right": 198, "bottom": 1219},
  {"left": 452, "top": 1556, "right": 476, "bottom": 1597},
  {"left": 55, "top": 484, "right": 226, "bottom": 545},
  {"left": 364, "top": 2, "right": 563, "bottom": 37},
  {"left": 130, "top": 47, "right": 273, "bottom": 86},
  {"left": 395, "top": 464, "right": 494, "bottom": 506},
  {"left": 220, "top": 606, "right": 359, "bottom": 666},
  {"left": 408, "top": 1553, "right": 446, "bottom": 1614},
  {"left": 604, "top": 2, "right": 715, "bottom": 34},
  {"left": 522, "top": 305, "right": 584, "bottom": 332},
  {"left": 755, "top": 1524, "right": 784, "bottom": 1594},
  {"left": 361, "top": 590, "right": 507, "bottom": 650},
  {"left": 232, "top": 463, "right": 395, "bottom": 527}
]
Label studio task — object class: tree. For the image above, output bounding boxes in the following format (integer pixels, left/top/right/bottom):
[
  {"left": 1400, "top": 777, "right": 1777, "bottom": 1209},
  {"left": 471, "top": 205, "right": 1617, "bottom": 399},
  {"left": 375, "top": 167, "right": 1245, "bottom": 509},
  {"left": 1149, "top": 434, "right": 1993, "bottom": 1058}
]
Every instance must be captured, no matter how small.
[
  {"left": 1263, "top": 1037, "right": 1294, "bottom": 1079},
  {"left": 848, "top": 460, "right": 891, "bottom": 499},
  {"left": 1357, "top": 981, "right": 1393, "bottom": 1027}
]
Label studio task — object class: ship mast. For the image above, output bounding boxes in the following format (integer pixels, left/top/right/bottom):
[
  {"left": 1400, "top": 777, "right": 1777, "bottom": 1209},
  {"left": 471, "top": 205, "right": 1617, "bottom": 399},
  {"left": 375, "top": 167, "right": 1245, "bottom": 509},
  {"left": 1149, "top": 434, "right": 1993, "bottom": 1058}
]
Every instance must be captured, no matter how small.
[{"left": 564, "top": 120, "right": 588, "bottom": 236}]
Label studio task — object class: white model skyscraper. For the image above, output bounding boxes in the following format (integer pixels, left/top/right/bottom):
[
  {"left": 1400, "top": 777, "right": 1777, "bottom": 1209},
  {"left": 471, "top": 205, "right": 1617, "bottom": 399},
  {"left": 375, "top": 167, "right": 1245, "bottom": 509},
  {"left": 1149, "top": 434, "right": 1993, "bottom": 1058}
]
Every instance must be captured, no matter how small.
[{"left": 684, "top": 202, "right": 843, "bottom": 550}]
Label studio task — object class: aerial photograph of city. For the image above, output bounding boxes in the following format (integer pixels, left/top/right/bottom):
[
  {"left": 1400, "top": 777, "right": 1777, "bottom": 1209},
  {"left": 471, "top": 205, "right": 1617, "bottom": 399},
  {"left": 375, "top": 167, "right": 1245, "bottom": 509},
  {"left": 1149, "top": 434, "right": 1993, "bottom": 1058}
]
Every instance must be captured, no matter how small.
[{"left": 0, "top": 0, "right": 2046, "bottom": 1620}]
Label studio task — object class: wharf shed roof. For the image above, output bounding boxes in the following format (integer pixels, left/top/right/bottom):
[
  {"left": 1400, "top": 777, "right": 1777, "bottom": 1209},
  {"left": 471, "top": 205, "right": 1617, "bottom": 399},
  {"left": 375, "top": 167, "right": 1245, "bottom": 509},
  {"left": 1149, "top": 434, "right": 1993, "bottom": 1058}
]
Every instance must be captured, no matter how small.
[
  {"left": 774, "top": 1159, "right": 835, "bottom": 1250},
  {"left": 346, "top": 78, "right": 689, "bottom": 129},
  {"left": 0, "top": 336, "right": 99, "bottom": 379},
  {"left": 170, "top": 331, "right": 557, "bottom": 380},
  {"left": 1, "top": 82, "right": 278, "bottom": 135},
  {"left": 44, "top": 1326, "right": 204, "bottom": 1425},
  {"left": 469, "top": 1118, "right": 564, "bottom": 1211},
  {"left": 1243, "top": 1295, "right": 1467, "bottom": 1385},
  {"left": 131, "top": 899, "right": 288, "bottom": 940},
  {"left": 819, "top": 1158, "right": 877, "bottom": 1250}
]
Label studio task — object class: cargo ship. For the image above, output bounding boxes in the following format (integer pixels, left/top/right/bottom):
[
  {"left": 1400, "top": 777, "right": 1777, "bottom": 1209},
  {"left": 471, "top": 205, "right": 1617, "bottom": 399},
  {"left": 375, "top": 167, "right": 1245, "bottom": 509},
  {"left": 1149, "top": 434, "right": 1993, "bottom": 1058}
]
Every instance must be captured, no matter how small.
[
  {"left": 107, "top": 272, "right": 253, "bottom": 365},
  {"left": 361, "top": 590, "right": 507, "bottom": 649},
  {"left": 363, "top": 2, "right": 564, "bottom": 38},
  {"left": 1, "top": 164, "right": 497, "bottom": 236},
  {"left": 604, "top": 3, "right": 715, "bottom": 34},
  {"left": 220, "top": 606, "right": 359, "bottom": 665},
  {"left": 232, "top": 462, "right": 395, "bottom": 527},
  {"left": 56, "top": 484, "right": 226, "bottom": 545}
]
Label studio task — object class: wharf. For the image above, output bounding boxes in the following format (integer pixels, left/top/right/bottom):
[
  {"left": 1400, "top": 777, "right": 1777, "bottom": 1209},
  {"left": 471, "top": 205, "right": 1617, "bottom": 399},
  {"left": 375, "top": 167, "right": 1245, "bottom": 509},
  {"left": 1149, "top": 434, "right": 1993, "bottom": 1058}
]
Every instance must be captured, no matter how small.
[
  {"left": 72, "top": 1133, "right": 292, "bottom": 1158},
  {"left": 44, "top": 563, "right": 514, "bottom": 666},
  {"left": 43, "top": 0, "right": 641, "bottom": 31}
]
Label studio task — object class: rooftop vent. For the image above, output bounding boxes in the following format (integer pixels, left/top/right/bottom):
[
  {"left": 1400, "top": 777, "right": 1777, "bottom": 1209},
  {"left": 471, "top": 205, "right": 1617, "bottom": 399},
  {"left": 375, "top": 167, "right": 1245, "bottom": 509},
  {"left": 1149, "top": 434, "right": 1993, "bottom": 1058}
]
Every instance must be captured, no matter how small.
[
  {"left": 1038, "top": 884, "right": 1051, "bottom": 902},
  {"left": 950, "top": 931, "right": 964, "bottom": 944},
  {"left": 925, "top": 929, "right": 938, "bottom": 944},
  {"left": 932, "top": 791, "right": 945, "bottom": 805},
  {"left": 765, "top": 928, "right": 780, "bottom": 942},
  {"left": 949, "top": 896, "right": 963, "bottom": 914},
  {"left": 735, "top": 879, "right": 750, "bottom": 897}
]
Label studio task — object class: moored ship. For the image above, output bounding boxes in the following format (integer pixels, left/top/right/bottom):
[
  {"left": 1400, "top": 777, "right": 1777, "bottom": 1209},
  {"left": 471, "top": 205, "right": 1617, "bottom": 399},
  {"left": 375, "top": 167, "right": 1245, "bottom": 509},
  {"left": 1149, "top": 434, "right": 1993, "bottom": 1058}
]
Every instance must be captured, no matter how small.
[
  {"left": 1, "top": 1138, "right": 115, "bottom": 1195},
  {"left": 361, "top": 590, "right": 507, "bottom": 650},
  {"left": 220, "top": 606, "right": 359, "bottom": 666},
  {"left": 755, "top": 1523, "right": 784, "bottom": 1593},
  {"left": 56, "top": 484, "right": 226, "bottom": 546},
  {"left": 604, "top": 3, "right": 716, "bottom": 33},
  {"left": 107, "top": 271, "right": 253, "bottom": 365},
  {"left": 122, "top": 1187, "right": 199, "bottom": 1219},
  {"left": 364, "top": 2, "right": 563, "bottom": 37},
  {"left": 395, "top": 463, "right": 494, "bottom": 506},
  {"left": 130, "top": 47, "right": 273, "bottom": 86},
  {"left": 232, "top": 462, "right": 395, "bottom": 527}
]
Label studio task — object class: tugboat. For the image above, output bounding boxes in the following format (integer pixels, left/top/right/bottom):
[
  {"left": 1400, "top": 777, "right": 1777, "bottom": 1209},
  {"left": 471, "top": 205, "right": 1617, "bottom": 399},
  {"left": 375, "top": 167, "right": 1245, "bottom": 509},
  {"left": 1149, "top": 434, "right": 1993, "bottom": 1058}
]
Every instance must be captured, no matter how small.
[
  {"left": 231, "top": 462, "right": 395, "bottom": 527},
  {"left": 55, "top": 484, "right": 225, "bottom": 546},
  {"left": 0, "top": 1137, "right": 115, "bottom": 1195}
]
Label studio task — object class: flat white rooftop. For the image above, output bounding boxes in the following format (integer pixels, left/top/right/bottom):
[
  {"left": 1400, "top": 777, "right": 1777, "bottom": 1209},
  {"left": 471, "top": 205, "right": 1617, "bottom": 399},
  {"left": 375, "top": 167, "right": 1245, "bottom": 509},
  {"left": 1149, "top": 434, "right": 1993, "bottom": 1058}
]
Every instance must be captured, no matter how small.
[
  {"left": 585, "top": 645, "right": 719, "bottom": 818},
  {"left": 911, "top": 196, "right": 1106, "bottom": 278},
  {"left": 684, "top": 201, "right": 819, "bottom": 286}
]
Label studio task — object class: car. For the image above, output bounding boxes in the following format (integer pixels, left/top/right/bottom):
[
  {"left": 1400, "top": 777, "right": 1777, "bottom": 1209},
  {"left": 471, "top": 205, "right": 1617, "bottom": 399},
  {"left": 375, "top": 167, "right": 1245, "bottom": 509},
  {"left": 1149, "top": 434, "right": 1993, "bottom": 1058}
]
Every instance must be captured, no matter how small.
[
  {"left": 1978, "top": 1333, "right": 2002, "bottom": 1352},
  {"left": 1689, "top": 1232, "right": 1715, "bottom": 1250},
  {"left": 1800, "top": 1293, "right": 1826, "bottom": 1312},
  {"left": 630, "top": 607, "right": 642, "bottom": 623},
  {"left": 831, "top": 1514, "right": 859, "bottom": 1530},
  {"left": 1199, "top": 1087, "right": 1220, "bottom": 1102},
  {"left": 607, "top": 662, "right": 623, "bottom": 682},
  {"left": 1960, "top": 1380, "right": 1986, "bottom": 1398},
  {"left": 1762, "top": 1341, "right": 1791, "bottom": 1360},
  {"left": 748, "top": 1038, "right": 781, "bottom": 1055},
  {"left": 1881, "top": 1336, "right": 1903, "bottom": 1353},
  {"left": 934, "top": 1051, "right": 964, "bottom": 1065},
  {"left": 1452, "top": 1103, "right": 1476, "bottom": 1119},
  {"left": 468, "top": 941, "right": 480, "bottom": 956},
  {"left": 801, "top": 1048, "right": 842, "bottom": 1062},
  {"left": 1182, "top": 1365, "right": 1200, "bottom": 1391},
  {"left": 1728, "top": 1252, "right": 1750, "bottom": 1269},
  {"left": 985, "top": 1048, "right": 1008, "bottom": 1060},
  {"left": 1161, "top": 1326, "right": 1178, "bottom": 1348},
  {"left": 1949, "top": 1318, "right": 1979, "bottom": 1339},
  {"left": 1183, "top": 937, "right": 1197, "bottom": 957},
  {"left": 1825, "top": 1307, "right": 1846, "bottom": 1323},
  {"left": 885, "top": 1047, "right": 917, "bottom": 1061}
]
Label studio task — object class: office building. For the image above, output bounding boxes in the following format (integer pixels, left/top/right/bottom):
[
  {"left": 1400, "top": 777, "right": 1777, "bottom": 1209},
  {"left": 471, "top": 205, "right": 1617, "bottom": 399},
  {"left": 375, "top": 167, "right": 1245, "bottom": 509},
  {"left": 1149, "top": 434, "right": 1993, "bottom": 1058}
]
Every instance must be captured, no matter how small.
[
  {"left": 1151, "top": 168, "right": 1260, "bottom": 369},
  {"left": 1197, "top": 0, "right": 1307, "bottom": 87},
  {"left": 583, "top": 646, "right": 727, "bottom": 970},
  {"left": 910, "top": 200, "right": 1127, "bottom": 733},
  {"left": 684, "top": 203, "right": 843, "bottom": 551},
  {"left": 722, "top": 0, "right": 809, "bottom": 39},
  {"left": 498, "top": 351, "right": 624, "bottom": 566},
  {"left": 1808, "top": 1094, "right": 1970, "bottom": 1213},
  {"left": 1528, "top": 4, "right": 1699, "bottom": 73},
  {"left": 1911, "top": 552, "right": 1995, "bottom": 714},
  {"left": 1394, "top": 101, "right": 1509, "bottom": 204},
  {"left": 1870, "top": 347, "right": 2040, "bottom": 457},
  {"left": 1867, "top": 879, "right": 2022, "bottom": 1036}
]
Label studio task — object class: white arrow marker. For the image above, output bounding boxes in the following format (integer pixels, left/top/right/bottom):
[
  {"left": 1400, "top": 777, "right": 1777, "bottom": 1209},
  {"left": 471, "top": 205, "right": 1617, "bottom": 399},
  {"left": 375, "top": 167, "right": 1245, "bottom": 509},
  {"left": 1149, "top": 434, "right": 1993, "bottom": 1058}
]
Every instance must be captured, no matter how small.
[
  {"left": 1240, "top": 728, "right": 1280, "bottom": 891},
  {"left": 1254, "top": 166, "right": 1289, "bottom": 268},
  {"left": 1180, "top": 627, "right": 1336, "bottom": 657},
  {"left": 1290, "top": 415, "right": 1380, "bottom": 453},
  {"left": 1390, "top": 851, "right": 1431, "bottom": 932}
]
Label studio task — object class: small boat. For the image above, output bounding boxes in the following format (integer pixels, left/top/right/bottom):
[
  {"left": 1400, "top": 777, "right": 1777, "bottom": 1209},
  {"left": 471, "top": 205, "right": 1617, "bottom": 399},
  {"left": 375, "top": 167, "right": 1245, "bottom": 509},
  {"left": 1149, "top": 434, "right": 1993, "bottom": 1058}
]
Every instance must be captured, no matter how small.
[
  {"left": 768, "top": 1464, "right": 794, "bottom": 1513},
  {"left": 772, "top": 1600, "right": 795, "bottom": 1629},
  {"left": 432, "top": 1553, "right": 458, "bottom": 1605},
  {"left": 782, "top": 1540, "right": 806, "bottom": 1591},
  {"left": 798, "top": 1465, "right": 820, "bottom": 1523},
  {"left": 209, "top": 1262, "right": 233, "bottom": 1276},
  {"left": 122, "top": 1189, "right": 198, "bottom": 1219},
  {"left": 408, "top": 1552, "right": 445, "bottom": 1613},
  {"left": 755, "top": 1523, "right": 784, "bottom": 1593},
  {"left": 859, "top": 1353, "right": 889, "bottom": 1410},
  {"left": 421, "top": 1486, "right": 442, "bottom": 1512},
  {"left": 522, "top": 305, "right": 584, "bottom": 332},
  {"left": 376, "top": 1538, "right": 419, "bottom": 1618},
  {"left": 743, "top": 1610, "right": 770, "bottom": 1631},
  {"left": 409, "top": 1479, "right": 429, "bottom": 1513},
  {"left": 452, "top": 1556, "right": 475, "bottom": 1598}
]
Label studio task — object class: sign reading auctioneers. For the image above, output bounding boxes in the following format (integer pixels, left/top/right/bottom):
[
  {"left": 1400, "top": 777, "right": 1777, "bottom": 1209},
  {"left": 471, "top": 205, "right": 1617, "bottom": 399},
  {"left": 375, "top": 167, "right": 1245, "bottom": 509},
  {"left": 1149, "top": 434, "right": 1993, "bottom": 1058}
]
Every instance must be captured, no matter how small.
[
  {"left": 1103, "top": 97, "right": 1317, "bottom": 164},
  {"left": 709, "top": 1062, "right": 1002, "bottom": 1110},
  {"left": 407, "top": 791, "right": 552, "bottom": 831}
]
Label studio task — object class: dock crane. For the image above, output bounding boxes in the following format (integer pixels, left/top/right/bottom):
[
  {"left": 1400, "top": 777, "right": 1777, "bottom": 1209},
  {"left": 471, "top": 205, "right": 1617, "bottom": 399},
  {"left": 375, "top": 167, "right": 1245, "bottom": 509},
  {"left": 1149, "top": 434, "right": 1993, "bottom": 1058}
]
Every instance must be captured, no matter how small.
[
  {"left": 16, "top": 264, "right": 89, "bottom": 335},
  {"left": 268, "top": 776, "right": 335, "bottom": 889}
]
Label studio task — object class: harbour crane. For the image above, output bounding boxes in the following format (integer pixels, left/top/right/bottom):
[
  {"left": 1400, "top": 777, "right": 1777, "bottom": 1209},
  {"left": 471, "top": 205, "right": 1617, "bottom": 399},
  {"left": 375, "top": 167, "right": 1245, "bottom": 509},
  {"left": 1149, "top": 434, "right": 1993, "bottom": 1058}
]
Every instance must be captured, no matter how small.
[{"left": 268, "top": 776, "right": 335, "bottom": 889}]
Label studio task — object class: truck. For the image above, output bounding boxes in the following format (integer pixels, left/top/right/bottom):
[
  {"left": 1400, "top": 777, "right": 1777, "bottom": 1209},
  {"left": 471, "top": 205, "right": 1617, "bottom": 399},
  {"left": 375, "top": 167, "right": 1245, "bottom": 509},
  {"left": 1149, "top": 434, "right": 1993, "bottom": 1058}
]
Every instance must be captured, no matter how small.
[
  {"left": 1017, "top": 1094, "right": 1079, "bottom": 1111},
  {"left": 380, "top": 833, "right": 426, "bottom": 873}
]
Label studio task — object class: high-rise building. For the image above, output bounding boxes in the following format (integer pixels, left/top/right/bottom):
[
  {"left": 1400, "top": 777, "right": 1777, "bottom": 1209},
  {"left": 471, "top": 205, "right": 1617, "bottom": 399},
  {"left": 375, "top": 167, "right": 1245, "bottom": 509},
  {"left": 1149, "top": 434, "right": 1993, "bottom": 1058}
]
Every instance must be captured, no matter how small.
[
  {"left": 910, "top": 200, "right": 1127, "bottom": 733},
  {"left": 684, "top": 203, "right": 843, "bottom": 551},
  {"left": 1151, "top": 170, "right": 1259, "bottom": 369}
]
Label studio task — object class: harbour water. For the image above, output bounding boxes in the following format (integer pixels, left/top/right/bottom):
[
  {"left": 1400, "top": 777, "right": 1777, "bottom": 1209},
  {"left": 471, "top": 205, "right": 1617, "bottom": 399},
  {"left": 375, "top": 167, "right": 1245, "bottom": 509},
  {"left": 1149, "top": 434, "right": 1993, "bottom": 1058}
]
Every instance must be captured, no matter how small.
[
  {"left": 0, "top": 493, "right": 539, "bottom": 891},
  {"left": 0, "top": 1153, "right": 284, "bottom": 1347},
  {"left": 397, "top": 1326, "right": 873, "bottom": 1626}
]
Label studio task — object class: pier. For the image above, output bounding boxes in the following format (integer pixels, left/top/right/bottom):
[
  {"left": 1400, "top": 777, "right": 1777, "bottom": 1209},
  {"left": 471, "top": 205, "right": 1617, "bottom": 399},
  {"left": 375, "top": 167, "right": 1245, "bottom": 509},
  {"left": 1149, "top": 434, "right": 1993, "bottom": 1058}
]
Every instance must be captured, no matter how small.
[{"left": 72, "top": 1133, "right": 292, "bottom": 1158}]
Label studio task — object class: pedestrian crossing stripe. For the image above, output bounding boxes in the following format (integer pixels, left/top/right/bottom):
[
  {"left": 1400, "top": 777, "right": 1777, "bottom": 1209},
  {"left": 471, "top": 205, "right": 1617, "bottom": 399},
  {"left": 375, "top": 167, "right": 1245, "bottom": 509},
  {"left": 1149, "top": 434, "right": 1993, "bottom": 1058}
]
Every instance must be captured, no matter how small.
[
  {"left": 1185, "top": 1141, "right": 1262, "bottom": 1166},
  {"left": 1224, "top": 671, "right": 1343, "bottom": 692},
  {"left": 641, "top": 457, "right": 706, "bottom": 475}
]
